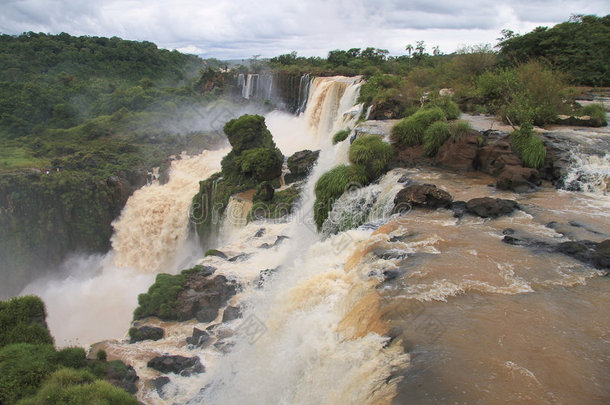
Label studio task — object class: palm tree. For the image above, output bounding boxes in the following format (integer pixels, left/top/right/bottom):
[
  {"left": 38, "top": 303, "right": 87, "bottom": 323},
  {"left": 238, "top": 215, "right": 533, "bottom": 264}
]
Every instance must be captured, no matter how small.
[{"left": 405, "top": 44, "right": 413, "bottom": 57}]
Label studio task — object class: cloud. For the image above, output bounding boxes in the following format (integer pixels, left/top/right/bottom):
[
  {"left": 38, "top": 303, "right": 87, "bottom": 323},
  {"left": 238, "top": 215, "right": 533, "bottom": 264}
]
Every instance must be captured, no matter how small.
[{"left": 0, "top": 0, "right": 607, "bottom": 59}]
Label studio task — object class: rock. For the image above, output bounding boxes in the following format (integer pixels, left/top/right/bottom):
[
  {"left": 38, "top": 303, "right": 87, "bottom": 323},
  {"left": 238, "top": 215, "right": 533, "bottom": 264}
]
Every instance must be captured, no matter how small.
[
  {"left": 253, "top": 228, "right": 266, "bottom": 237},
  {"left": 595, "top": 240, "right": 610, "bottom": 268},
  {"left": 205, "top": 249, "right": 228, "bottom": 259},
  {"left": 105, "top": 361, "right": 139, "bottom": 394},
  {"left": 368, "top": 99, "right": 404, "bottom": 120},
  {"left": 129, "top": 326, "right": 164, "bottom": 343},
  {"left": 175, "top": 274, "right": 238, "bottom": 322},
  {"left": 449, "top": 201, "right": 468, "bottom": 218},
  {"left": 147, "top": 355, "right": 205, "bottom": 376},
  {"left": 256, "top": 268, "right": 277, "bottom": 288},
  {"left": 222, "top": 306, "right": 242, "bottom": 322},
  {"left": 477, "top": 138, "right": 522, "bottom": 176},
  {"left": 259, "top": 235, "right": 289, "bottom": 249},
  {"left": 186, "top": 328, "right": 212, "bottom": 347},
  {"left": 397, "top": 174, "right": 411, "bottom": 184},
  {"left": 152, "top": 376, "right": 170, "bottom": 397},
  {"left": 373, "top": 248, "right": 408, "bottom": 260},
  {"left": 254, "top": 182, "right": 274, "bottom": 202},
  {"left": 466, "top": 197, "right": 520, "bottom": 218},
  {"left": 287, "top": 150, "right": 320, "bottom": 177},
  {"left": 392, "top": 184, "right": 453, "bottom": 213},
  {"left": 503, "top": 228, "right": 515, "bottom": 235},
  {"left": 435, "top": 133, "right": 480, "bottom": 171},
  {"left": 496, "top": 166, "right": 540, "bottom": 192},
  {"left": 228, "top": 253, "right": 251, "bottom": 262},
  {"left": 555, "top": 114, "right": 600, "bottom": 127}
]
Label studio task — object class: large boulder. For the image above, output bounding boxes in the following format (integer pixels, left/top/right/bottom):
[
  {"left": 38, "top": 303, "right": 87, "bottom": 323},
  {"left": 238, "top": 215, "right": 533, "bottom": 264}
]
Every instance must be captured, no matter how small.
[
  {"left": 129, "top": 326, "right": 164, "bottom": 343},
  {"left": 393, "top": 184, "right": 453, "bottom": 213},
  {"left": 287, "top": 150, "right": 320, "bottom": 178},
  {"left": 368, "top": 98, "right": 404, "bottom": 120},
  {"left": 496, "top": 166, "right": 541, "bottom": 193},
  {"left": 175, "top": 274, "right": 238, "bottom": 322},
  {"left": 435, "top": 133, "right": 480, "bottom": 171},
  {"left": 466, "top": 197, "right": 520, "bottom": 218},
  {"left": 477, "top": 138, "right": 522, "bottom": 176},
  {"left": 147, "top": 355, "right": 204, "bottom": 376},
  {"left": 186, "top": 327, "right": 212, "bottom": 347}
]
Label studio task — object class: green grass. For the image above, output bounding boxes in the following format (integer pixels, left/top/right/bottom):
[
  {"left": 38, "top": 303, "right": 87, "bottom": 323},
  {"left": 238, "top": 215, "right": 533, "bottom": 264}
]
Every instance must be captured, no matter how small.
[
  {"left": 510, "top": 122, "right": 547, "bottom": 168},
  {"left": 390, "top": 107, "right": 446, "bottom": 147},
  {"left": 0, "top": 296, "right": 53, "bottom": 348},
  {"left": 332, "top": 129, "right": 351, "bottom": 144},
  {"left": 313, "top": 164, "right": 369, "bottom": 230},
  {"left": 423, "top": 121, "right": 452, "bottom": 157},
  {"left": 425, "top": 97, "right": 461, "bottom": 120},
  {"left": 449, "top": 120, "right": 473, "bottom": 139},
  {"left": 348, "top": 135, "right": 394, "bottom": 180},
  {"left": 0, "top": 145, "right": 51, "bottom": 171},
  {"left": 578, "top": 103, "right": 608, "bottom": 127},
  {"left": 133, "top": 272, "right": 187, "bottom": 320}
]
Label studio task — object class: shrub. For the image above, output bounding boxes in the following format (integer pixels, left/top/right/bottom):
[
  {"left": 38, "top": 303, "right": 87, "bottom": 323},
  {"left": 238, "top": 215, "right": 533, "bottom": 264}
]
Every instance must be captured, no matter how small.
[
  {"left": 423, "top": 121, "right": 452, "bottom": 157},
  {"left": 55, "top": 347, "right": 87, "bottom": 369},
  {"left": 223, "top": 114, "right": 276, "bottom": 153},
  {"left": 390, "top": 107, "right": 446, "bottom": 147},
  {"left": 425, "top": 97, "right": 461, "bottom": 120},
  {"left": 18, "top": 368, "right": 137, "bottom": 405},
  {"left": 249, "top": 184, "right": 301, "bottom": 220},
  {"left": 510, "top": 122, "right": 547, "bottom": 168},
  {"left": 579, "top": 103, "right": 607, "bottom": 127},
  {"left": 313, "top": 165, "right": 368, "bottom": 230},
  {"left": 95, "top": 350, "right": 107, "bottom": 361},
  {"left": 0, "top": 296, "right": 53, "bottom": 348},
  {"left": 402, "top": 105, "right": 420, "bottom": 118},
  {"left": 133, "top": 273, "right": 186, "bottom": 320},
  {"left": 449, "top": 120, "right": 473, "bottom": 139},
  {"left": 0, "top": 343, "right": 57, "bottom": 403},
  {"left": 348, "top": 135, "right": 394, "bottom": 180},
  {"left": 238, "top": 147, "right": 283, "bottom": 181},
  {"left": 332, "top": 129, "right": 351, "bottom": 144}
]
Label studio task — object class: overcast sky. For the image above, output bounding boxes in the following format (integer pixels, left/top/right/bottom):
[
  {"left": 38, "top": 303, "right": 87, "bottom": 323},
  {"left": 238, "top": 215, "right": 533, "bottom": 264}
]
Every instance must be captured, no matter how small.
[{"left": 0, "top": 0, "right": 607, "bottom": 59}]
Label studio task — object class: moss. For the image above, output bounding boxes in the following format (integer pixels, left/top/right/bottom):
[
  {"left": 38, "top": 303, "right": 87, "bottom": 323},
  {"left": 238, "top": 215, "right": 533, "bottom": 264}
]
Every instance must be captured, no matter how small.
[
  {"left": 510, "top": 122, "right": 547, "bottom": 168},
  {"left": 223, "top": 114, "right": 276, "bottom": 153},
  {"left": 133, "top": 273, "right": 187, "bottom": 320},
  {"left": 348, "top": 135, "right": 394, "bottom": 180},
  {"left": 332, "top": 129, "right": 351, "bottom": 144},
  {"left": 249, "top": 184, "right": 301, "bottom": 220},
  {"left": 313, "top": 165, "right": 369, "bottom": 230},
  {"left": 238, "top": 148, "right": 283, "bottom": 181},
  {"left": 390, "top": 107, "right": 446, "bottom": 147},
  {"left": 0, "top": 296, "right": 53, "bottom": 348},
  {"left": 423, "top": 121, "right": 452, "bottom": 157}
]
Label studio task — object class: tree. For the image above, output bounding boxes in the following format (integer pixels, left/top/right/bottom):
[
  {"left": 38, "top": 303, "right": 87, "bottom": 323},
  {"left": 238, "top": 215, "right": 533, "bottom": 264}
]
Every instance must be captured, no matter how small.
[{"left": 405, "top": 44, "right": 413, "bottom": 57}]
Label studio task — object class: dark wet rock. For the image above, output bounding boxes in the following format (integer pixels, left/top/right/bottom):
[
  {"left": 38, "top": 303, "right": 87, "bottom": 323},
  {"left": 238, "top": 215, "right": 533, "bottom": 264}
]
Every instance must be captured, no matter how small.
[
  {"left": 158, "top": 160, "right": 171, "bottom": 185},
  {"left": 228, "top": 253, "right": 251, "bottom": 262},
  {"left": 466, "top": 197, "right": 520, "bottom": 218},
  {"left": 368, "top": 98, "right": 404, "bottom": 120},
  {"left": 186, "top": 327, "right": 212, "bottom": 348},
  {"left": 449, "top": 201, "right": 468, "bottom": 218},
  {"left": 397, "top": 174, "right": 411, "bottom": 184},
  {"left": 222, "top": 306, "right": 242, "bottom": 322},
  {"left": 389, "top": 232, "right": 416, "bottom": 242},
  {"left": 287, "top": 150, "right": 320, "bottom": 177},
  {"left": 254, "top": 228, "right": 266, "bottom": 238},
  {"left": 105, "top": 362, "right": 139, "bottom": 395},
  {"left": 152, "top": 376, "right": 170, "bottom": 396},
  {"left": 373, "top": 248, "right": 409, "bottom": 260},
  {"left": 555, "top": 114, "right": 601, "bottom": 127},
  {"left": 256, "top": 268, "right": 277, "bottom": 288},
  {"left": 435, "top": 133, "right": 480, "bottom": 171},
  {"left": 175, "top": 274, "right": 238, "bottom": 322},
  {"left": 496, "top": 166, "right": 540, "bottom": 193},
  {"left": 259, "top": 235, "right": 289, "bottom": 249},
  {"left": 478, "top": 138, "right": 522, "bottom": 177},
  {"left": 205, "top": 249, "right": 228, "bottom": 259},
  {"left": 502, "top": 228, "right": 515, "bottom": 235},
  {"left": 147, "top": 355, "right": 204, "bottom": 376},
  {"left": 392, "top": 184, "right": 453, "bottom": 213},
  {"left": 568, "top": 221, "right": 604, "bottom": 235},
  {"left": 384, "top": 326, "right": 404, "bottom": 347},
  {"left": 546, "top": 221, "right": 559, "bottom": 229},
  {"left": 254, "top": 182, "right": 274, "bottom": 202},
  {"left": 595, "top": 240, "right": 610, "bottom": 268},
  {"left": 382, "top": 269, "right": 401, "bottom": 281},
  {"left": 129, "top": 326, "right": 164, "bottom": 343}
]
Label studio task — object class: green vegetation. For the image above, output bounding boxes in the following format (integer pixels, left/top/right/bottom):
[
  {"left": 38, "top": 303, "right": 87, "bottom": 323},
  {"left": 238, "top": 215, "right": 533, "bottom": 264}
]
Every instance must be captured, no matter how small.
[
  {"left": 0, "top": 296, "right": 53, "bottom": 348},
  {"left": 250, "top": 184, "right": 302, "bottom": 220},
  {"left": 498, "top": 15, "right": 609, "bottom": 86},
  {"left": 425, "top": 97, "right": 461, "bottom": 120},
  {"left": 510, "top": 122, "right": 547, "bottom": 168},
  {"left": 577, "top": 103, "right": 608, "bottom": 127},
  {"left": 223, "top": 115, "right": 276, "bottom": 153},
  {"left": 390, "top": 107, "right": 446, "bottom": 147},
  {"left": 348, "top": 135, "right": 394, "bottom": 180},
  {"left": 332, "top": 129, "right": 351, "bottom": 144},
  {"left": 133, "top": 272, "right": 187, "bottom": 320},
  {"left": 18, "top": 368, "right": 138, "bottom": 405},
  {"left": 423, "top": 121, "right": 452, "bottom": 157},
  {"left": 449, "top": 120, "right": 473, "bottom": 140},
  {"left": 238, "top": 147, "right": 283, "bottom": 181},
  {"left": 313, "top": 164, "right": 369, "bottom": 229}
]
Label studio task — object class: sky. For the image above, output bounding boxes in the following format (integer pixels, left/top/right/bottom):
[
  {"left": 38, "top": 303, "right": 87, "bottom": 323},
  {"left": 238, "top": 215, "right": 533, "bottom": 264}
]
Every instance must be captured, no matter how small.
[{"left": 0, "top": 0, "right": 608, "bottom": 59}]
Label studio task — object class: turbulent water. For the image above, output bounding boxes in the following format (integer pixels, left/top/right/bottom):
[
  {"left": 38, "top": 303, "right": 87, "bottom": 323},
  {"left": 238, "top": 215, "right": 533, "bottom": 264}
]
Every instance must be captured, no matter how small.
[{"left": 20, "top": 78, "right": 610, "bottom": 404}]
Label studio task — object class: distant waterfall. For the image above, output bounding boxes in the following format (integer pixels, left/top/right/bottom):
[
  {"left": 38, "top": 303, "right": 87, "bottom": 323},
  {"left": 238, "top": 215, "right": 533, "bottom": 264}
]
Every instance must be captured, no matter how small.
[{"left": 237, "top": 73, "right": 273, "bottom": 100}]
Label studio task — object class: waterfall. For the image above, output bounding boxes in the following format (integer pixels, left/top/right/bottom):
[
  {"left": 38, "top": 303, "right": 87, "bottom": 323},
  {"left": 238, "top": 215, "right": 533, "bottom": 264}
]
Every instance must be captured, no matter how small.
[
  {"left": 239, "top": 73, "right": 274, "bottom": 100},
  {"left": 562, "top": 152, "right": 610, "bottom": 194},
  {"left": 296, "top": 73, "right": 311, "bottom": 114},
  {"left": 21, "top": 149, "right": 228, "bottom": 346}
]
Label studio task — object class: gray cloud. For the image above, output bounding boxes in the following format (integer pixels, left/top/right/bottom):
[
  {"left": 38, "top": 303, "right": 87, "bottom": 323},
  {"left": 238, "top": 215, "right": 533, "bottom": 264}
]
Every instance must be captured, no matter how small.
[{"left": 0, "top": 0, "right": 607, "bottom": 59}]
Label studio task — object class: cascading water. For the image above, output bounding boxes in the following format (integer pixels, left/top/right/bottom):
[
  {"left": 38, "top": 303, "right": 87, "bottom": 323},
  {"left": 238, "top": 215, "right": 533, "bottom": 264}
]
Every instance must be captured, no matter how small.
[
  {"left": 238, "top": 73, "right": 274, "bottom": 100},
  {"left": 21, "top": 149, "right": 227, "bottom": 346}
]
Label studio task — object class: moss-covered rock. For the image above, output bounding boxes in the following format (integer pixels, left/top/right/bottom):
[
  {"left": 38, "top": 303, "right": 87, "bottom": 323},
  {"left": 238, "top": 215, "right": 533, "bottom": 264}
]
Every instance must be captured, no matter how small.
[
  {"left": 0, "top": 296, "right": 53, "bottom": 348},
  {"left": 250, "top": 184, "right": 301, "bottom": 220},
  {"left": 223, "top": 114, "right": 276, "bottom": 153},
  {"left": 239, "top": 148, "right": 283, "bottom": 181},
  {"left": 390, "top": 107, "right": 446, "bottom": 147}
]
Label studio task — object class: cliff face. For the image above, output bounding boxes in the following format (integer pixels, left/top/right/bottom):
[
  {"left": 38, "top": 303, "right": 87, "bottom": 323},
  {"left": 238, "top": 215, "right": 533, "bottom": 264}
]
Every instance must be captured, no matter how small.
[{"left": 0, "top": 168, "right": 148, "bottom": 297}]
